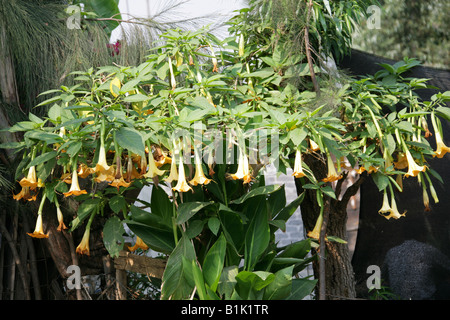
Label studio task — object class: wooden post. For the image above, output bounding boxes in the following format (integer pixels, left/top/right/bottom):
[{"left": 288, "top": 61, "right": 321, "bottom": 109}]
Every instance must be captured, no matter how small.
[{"left": 113, "top": 250, "right": 167, "bottom": 300}]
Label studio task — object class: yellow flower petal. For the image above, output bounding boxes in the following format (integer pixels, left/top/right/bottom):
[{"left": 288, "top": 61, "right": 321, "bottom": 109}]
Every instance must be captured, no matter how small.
[
  {"left": 128, "top": 237, "right": 149, "bottom": 252},
  {"left": 173, "top": 156, "right": 192, "bottom": 193},
  {"left": 292, "top": 149, "right": 306, "bottom": 178},
  {"left": 64, "top": 170, "right": 88, "bottom": 197},
  {"left": 27, "top": 213, "right": 49, "bottom": 239},
  {"left": 76, "top": 229, "right": 91, "bottom": 256},
  {"left": 19, "top": 166, "right": 38, "bottom": 190}
]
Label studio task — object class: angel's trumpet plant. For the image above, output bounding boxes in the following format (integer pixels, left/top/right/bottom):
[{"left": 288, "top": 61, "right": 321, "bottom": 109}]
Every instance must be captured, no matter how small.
[
  {"left": 64, "top": 166, "right": 88, "bottom": 197},
  {"left": 322, "top": 153, "right": 342, "bottom": 183},
  {"left": 190, "top": 146, "right": 211, "bottom": 186},
  {"left": 55, "top": 198, "right": 67, "bottom": 231},
  {"left": 230, "top": 147, "right": 252, "bottom": 184},
  {"left": 27, "top": 195, "right": 49, "bottom": 238},
  {"left": 128, "top": 236, "right": 149, "bottom": 252},
  {"left": 76, "top": 211, "right": 96, "bottom": 256},
  {"left": 19, "top": 165, "right": 38, "bottom": 190},
  {"left": 431, "top": 112, "right": 450, "bottom": 158},
  {"left": 173, "top": 151, "right": 192, "bottom": 193},
  {"left": 292, "top": 149, "right": 306, "bottom": 178}
]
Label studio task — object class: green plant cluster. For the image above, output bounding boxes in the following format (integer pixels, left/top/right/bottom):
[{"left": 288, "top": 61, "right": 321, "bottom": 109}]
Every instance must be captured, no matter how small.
[{"left": 3, "top": 1, "right": 450, "bottom": 300}]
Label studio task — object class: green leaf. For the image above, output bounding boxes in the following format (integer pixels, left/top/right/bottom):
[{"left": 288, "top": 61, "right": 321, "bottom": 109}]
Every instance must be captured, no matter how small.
[
  {"left": 176, "top": 201, "right": 213, "bottom": 225},
  {"left": 207, "top": 217, "right": 220, "bottom": 235},
  {"left": 24, "top": 131, "right": 62, "bottom": 144},
  {"left": 244, "top": 202, "right": 270, "bottom": 271},
  {"left": 85, "top": 0, "right": 122, "bottom": 35},
  {"left": 273, "top": 192, "right": 305, "bottom": 222},
  {"left": 103, "top": 216, "right": 125, "bottom": 258},
  {"left": 161, "top": 235, "right": 196, "bottom": 300},
  {"left": 115, "top": 126, "right": 145, "bottom": 157},
  {"left": 202, "top": 233, "right": 227, "bottom": 292},
  {"left": 70, "top": 198, "right": 101, "bottom": 231},
  {"left": 151, "top": 186, "right": 173, "bottom": 228},
  {"left": 371, "top": 171, "right": 390, "bottom": 192},
  {"left": 27, "top": 151, "right": 57, "bottom": 169},
  {"left": 286, "top": 278, "right": 317, "bottom": 300},
  {"left": 234, "top": 271, "right": 275, "bottom": 300},
  {"left": 123, "top": 93, "right": 149, "bottom": 103},
  {"left": 185, "top": 220, "right": 205, "bottom": 239},
  {"left": 109, "top": 195, "right": 127, "bottom": 214},
  {"left": 218, "top": 266, "right": 239, "bottom": 300},
  {"left": 263, "top": 266, "right": 293, "bottom": 300},
  {"left": 125, "top": 220, "right": 175, "bottom": 254},
  {"left": 231, "top": 185, "right": 281, "bottom": 205},
  {"left": 436, "top": 106, "right": 450, "bottom": 121}
]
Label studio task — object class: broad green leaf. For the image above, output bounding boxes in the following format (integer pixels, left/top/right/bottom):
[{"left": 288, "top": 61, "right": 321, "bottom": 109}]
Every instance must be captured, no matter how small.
[
  {"left": 273, "top": 192, "right": 305, "bottom": 222},
  {"left": 371, "top": 171, "right": 390, "bottom": 192},
  {"left": 103, "top": 216, "right": 125, "bottom": 258},
  {"left": 125, "top": 220, "right": 175, "bottom": 254},
  {"left": 70, "top": 198, "right": 102, "bottom": 231},
  {"left": 115, "top": 126, "right": 145, "bottom": 157},
  {"left": 123, "top": 93, "right": 149, "bottom": 103},
  {"left": 27, "top": 151, "right": 57, "bottom": 169},
  {"left": 161, "top": 235, "right": 196, "bottom": 300},
  {"left": 234, "top": 271, "right": 275, "bottom": 300},
  {"left": 218, "top": 266, "right": 239, "bottom": 300},
  {"left": 202, "top": 233, "right": 227, "bottom": 292},
  {"left": 263, "top": 266, "right": 293, "bottom": 300},
  {"left": 109, "top": 195, "right": 127, "bottom": 214},
  {"left": 244, "top": 201, "right": 270, "bottom": 271},
  {"left": 176, "top": 201, "right": 213, "bottom": 225},
  {"left": 286, "top": 278, "right": 318, "bottom": 300},
  {"left": 24, "top": 131, "right": 62, "bottom": 144},
  {"left": 231, "top": 185, "right": 281, "bottom": 205},
  {"left": 151, "top": 186, "right": 173, "bottom": 227},
  {"left": 207, "top": 217, "right": 220, "bottom": 235}
]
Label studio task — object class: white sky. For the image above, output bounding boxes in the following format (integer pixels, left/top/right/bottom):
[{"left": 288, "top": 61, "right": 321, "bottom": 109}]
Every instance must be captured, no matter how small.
[{"left": 111, "top": 0, "right": 246, "bottom": 41}]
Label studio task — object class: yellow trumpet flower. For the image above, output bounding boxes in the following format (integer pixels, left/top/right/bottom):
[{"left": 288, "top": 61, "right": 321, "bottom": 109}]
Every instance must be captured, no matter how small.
[
  {"left": 431, "top": 112, "right": 450, "bottom": 158},
  {"left": 76, "top": 227, "right": 91, "bottom": 256},
  {"left": 55, "top": 201, "right": 67, "bottom": 232},
  {"left": 173, "top": 156, "right": 192, "bottom": 193},
  {"left": 309, "top": 139, "right": 320, "bottom": 152},
  {"left": 64, "top": 170, "right": 88, "bottom": 197},
  {"left": 292, "top": 149, "right": 306, "bottom": 178},
  {"left": 322, "top": 154, "right": 343, "bottom": 183},
  {"left": 230, "top": 149, "right": 252, "bottom": 184},
  {"left": 380, "top": 194, "right": 406, "bottom": 220},
  {"left": 164, "top": 155, "right": 179, "bottom": 184},
  {"left": 78, "top": 163, "right": 93, "bottom": 179},
  {"left": 19, "top": 166, "right": 38, "bottom": 190},
  {"left": 27, "top": 213, "right": 49, "bottom": 238},
  {"left": 143, "top": 151, "right": 165, "bottom": 179},
  {"left": 27, "top": 195, "right": 49, "bottom": 238},
  {"left": 307, "top": 210, "right": 326, "bottom": 241},
  {"left": 433, "top": 129, "right": 450, "bottom": 158},
  {"left": 378, "top": 190, "right": 391, "bottom": 215},
  {"left": 404, "top": 148, "right": 426, "bottom": 178},
  {"left": 13, "top": 186, "right": 37, "bottom": 202},
  {"left": 110, "top": 77, "right": 121, "bottom": 97},
  {"left": 76, "top": 211, "right": 96, "bottom": 256},
  {"left": 94, "top": 145, "right": 112, "bottom": 174},
  {"left": 109, "top": 156, "right": 131, "bottom": 191},
  {"left": 128, "top": 236, "right": 149, "bottom": 252},
  {"left": 190, "top": 148, "right": 211, "bottom": 186}
]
